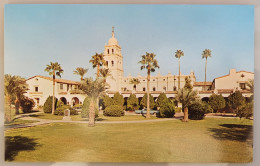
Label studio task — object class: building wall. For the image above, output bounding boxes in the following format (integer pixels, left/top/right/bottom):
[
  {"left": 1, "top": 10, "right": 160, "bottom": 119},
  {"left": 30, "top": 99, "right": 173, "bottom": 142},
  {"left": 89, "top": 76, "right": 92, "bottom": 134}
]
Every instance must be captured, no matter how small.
[{"left": 214, "top": 69, "right": 254, "bottom": 90}]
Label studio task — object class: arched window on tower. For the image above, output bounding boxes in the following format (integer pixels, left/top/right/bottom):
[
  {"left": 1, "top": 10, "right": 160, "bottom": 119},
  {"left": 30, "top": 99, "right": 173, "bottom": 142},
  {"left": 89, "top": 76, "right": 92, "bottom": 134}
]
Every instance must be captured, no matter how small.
[
  {"left": 133, "top": 85, "right": 136, "bottom": 91},
  {"left": 112, "top": 61, "right": 114, "bottom": 66},
  {"left": 153, "top": 87, "right": 156, "bottom": 91},
  {"left": 107, "top": 49, "right": 109, "bottom": 54},
  {"left": 112, "top": 49, "right": 114, "bottom": 54},
  {"left": 143, "top": 87, "right": 146, "bottom": 91},
  {"left": 106, "top": 61, "right": 108, "bottom": 67}
]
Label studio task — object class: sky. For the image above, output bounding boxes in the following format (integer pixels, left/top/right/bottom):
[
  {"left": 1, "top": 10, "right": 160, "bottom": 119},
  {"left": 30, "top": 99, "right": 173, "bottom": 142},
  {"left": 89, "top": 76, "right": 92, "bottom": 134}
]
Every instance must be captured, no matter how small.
[{"left": 4, "top": 4, "right": 254, "bottom": 82}]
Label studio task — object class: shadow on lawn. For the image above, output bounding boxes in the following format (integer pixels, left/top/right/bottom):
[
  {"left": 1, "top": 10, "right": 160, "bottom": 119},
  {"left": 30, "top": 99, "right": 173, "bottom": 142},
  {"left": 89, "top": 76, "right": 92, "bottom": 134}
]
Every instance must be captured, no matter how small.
[
  {"left": 5, "top": 136, "right": 40, "bottom": 161},
  {"left": 209, "top": 124, "right": 253, "bottom": 142},
  {"left": 29, "top": 114, "right": 44, "bottom": 118}
]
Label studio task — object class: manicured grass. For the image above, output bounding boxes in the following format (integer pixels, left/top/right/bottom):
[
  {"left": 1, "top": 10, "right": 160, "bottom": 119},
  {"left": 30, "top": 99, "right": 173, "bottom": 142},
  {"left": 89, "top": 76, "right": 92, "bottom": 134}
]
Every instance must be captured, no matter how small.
[
  {"left": 29, "top": 113, "right": 159, "bottom": 121},
  {"left": 5, "top": 118, "right": 253, "bottom": 162},
  {"left": 4, "top": 119, "right": 39, "bottom": 126}
]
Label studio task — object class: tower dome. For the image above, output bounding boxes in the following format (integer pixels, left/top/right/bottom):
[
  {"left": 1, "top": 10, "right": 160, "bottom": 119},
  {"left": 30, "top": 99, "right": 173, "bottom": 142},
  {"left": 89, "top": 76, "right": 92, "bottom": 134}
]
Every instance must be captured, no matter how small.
[{"left": 108, "top": 27, "right": 118, "bottom": 45}]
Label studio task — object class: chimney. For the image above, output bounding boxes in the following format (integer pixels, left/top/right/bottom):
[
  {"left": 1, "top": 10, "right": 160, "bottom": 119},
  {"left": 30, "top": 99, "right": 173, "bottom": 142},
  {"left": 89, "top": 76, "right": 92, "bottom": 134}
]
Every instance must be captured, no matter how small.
[{"left": 229, "top": 69, "right": 236, "bottom": 76}]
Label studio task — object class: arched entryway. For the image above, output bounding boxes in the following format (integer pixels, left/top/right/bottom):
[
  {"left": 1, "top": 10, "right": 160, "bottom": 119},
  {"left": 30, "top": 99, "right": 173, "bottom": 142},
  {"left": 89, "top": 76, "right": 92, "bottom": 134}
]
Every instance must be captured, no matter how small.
[
  {"left": 72, "top": 97, "right": 79, "bottom": 106},
  {"left": 60, "top": 97, "right": 67, "bottom": 105},
  {"left": 202, "top": 97, "right": 209, "bottom": 102}
]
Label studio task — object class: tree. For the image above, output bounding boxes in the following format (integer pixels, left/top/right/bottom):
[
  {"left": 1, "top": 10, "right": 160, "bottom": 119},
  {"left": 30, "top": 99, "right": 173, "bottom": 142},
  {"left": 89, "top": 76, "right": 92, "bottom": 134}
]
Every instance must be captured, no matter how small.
[
  {"left": 127, "top": 94, "right": 139, "bottom": 110},
  {"left": 139, "top": 52, "right": 159, "bottom": 118},
  {"left": 246, "top": 79, "right": 254, "bottom": 93},
  {"left": 78, "top": 77, "right": 106, "bottom": 127},
  {"left": 112, "top": 92, "right": 124, "bottom": 106},
  {"left": 4, "top": 74, "right": 28, "bottom": 121},
  {"left": 44, "top": 62, "right": 63, "bottom": 115},
  {"left": 175, "top": 88, "right": 198, "bottom": 122},
  {"left": 184, "top": 76, "right": 193, "bottom": 90},
  {"left": 43, "top": 96, "right": 58, "bottom": 113},
  {"left": 89, "top": 53, "right": 106, "bottom": 79},
  {"left": 156, "top": 93, "right": 168, "bottom": 108},
  {"left": 227, "top": 90, "right": 246, "bottom": 115},
  {"left": 103, "top": 95, "right": 114, "bottom": 108},
  {"left": 208, "top": 94, "right": 226, "bottom": 113},
  {"left": 175, "top": 50, "right": 184, "bottom": 90},
  {"left": 236, "top": 102, "right": 253, "bottom": 119},
  {"left": 140, "top": 94, "right": 155, "bottom": 110},
  {"left": 73, "top": 67, "right": 88, "bottom": 81},
  {"left": 129, "top": 78, "right": 141, "bottom": 91},
  {"left": 202, "top": 49, "right": 212, "bottom": 91},
  {"left": 159, "top": 99, "right": 175, "bottom": 118}
]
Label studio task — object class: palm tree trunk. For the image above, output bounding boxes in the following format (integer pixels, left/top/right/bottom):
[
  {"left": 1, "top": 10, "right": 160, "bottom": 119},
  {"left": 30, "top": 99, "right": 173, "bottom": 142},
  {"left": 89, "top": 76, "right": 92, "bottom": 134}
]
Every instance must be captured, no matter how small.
[
  {"left": 15, "top": 97, "right": 20, "bottom": 115},
  {"left": 97, "top": 64, "right": 100, "bottom": 79},
  {"left": 178, "top": 58, "right": 181, "bottom": 89},
  {"left": 204, "top": 58, "right": 207, "bottom": 91},
  {"left": 146, "top": 68, "right": 151, "bottom": 118},
  {"left": 52, "top": 74, "right": 55, "bottom": 115},
  {"left": 183, "top": 107, "right": 188, "bottom": 122},
  {"left": 7, "top": 95, "right": 12, "bottom": 122},
  {"left": 88, "top": 98, "right": 95, "bottom": 127}
]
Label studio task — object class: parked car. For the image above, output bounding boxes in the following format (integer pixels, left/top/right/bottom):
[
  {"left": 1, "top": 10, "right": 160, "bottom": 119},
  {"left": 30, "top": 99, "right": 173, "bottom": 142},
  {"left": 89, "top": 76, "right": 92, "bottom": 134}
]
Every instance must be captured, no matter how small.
[{"left": 135, "top": 109, "right": 159, "bottom": 115}]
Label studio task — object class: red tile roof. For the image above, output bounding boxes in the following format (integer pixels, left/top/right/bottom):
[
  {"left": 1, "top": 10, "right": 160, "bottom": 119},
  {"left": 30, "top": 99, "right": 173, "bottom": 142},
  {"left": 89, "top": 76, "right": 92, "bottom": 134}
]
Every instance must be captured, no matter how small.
[{"left": 27, "top": 75, "right": 79, "bottom": 85}]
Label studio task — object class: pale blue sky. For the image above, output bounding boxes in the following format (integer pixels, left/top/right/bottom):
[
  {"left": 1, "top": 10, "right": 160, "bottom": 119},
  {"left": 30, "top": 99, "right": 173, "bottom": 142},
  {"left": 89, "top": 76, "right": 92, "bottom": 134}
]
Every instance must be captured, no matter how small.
[{"left": 4, "top": 4, "right": 254, "bottom": 82}]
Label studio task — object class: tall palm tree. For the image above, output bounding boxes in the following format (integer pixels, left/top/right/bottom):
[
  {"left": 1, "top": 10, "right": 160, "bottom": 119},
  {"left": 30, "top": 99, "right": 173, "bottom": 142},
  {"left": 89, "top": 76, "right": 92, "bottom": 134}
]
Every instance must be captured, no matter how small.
[
  {"left": 73, "top": 67, "right": 88, "bottom": 81},
  {"left": 45, "top": 62, "right": 63, "bottom": 114},
  {"left": 175, "top": 50, "right": 184, "bottom": 90},
  {"left": 202, "top": 49, "right": 212, "bottom": 91},
  {"left": 139, "top": 52, "right": 159, "bottom": 118},
  {"left": 176, "top": 88, "right": 198, "bottom": 122},
  {"left": 129, "top": 78, "right": 140, "bottom": 91},
  {"left": 4, "top": 74, "right": 28, "bottom": 121},
  {"left": 89, "top": 53, "right": 106, "bottom": 79}
]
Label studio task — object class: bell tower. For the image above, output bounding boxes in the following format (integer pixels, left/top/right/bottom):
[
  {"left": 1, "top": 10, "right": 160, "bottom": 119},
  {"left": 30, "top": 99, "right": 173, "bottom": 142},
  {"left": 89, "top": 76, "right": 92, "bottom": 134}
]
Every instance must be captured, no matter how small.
[{"left": 103, "top": 27, "right": 124, "bottom": 92}]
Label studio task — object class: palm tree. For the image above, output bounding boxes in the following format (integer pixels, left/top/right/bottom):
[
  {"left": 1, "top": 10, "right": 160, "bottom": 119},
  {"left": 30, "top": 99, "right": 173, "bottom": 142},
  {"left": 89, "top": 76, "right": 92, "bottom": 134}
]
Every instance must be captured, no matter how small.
[
  {"left": 139, "top": 52, "right": 159, "bottom": 118},
  {"left": 44, "top": 62, "right": 63, "bottom": 115},
  {"left": 202, "top": 49, "right": 212, "bottom": 91},
  {"left": 176, "top": 88, "right": 198, "bottom": 122},
  {"left": 100, "top": 68, "right": 111, "bottom": 82},
  {"left": 175, "top": 50, "right": 184, "bottom": 90},
  {"left": 4, "top": 74, "right": 28, "bottom": 121},
  {"left": 129, "top": 78, "right": 140, "bottom": 91},
  {"left": 78, "top": 77, "right": 107, "bottom": 127},
  {"left": 73, "top": 67, "right": 88, "bottom": 81},
  {"left": 246, "top": 79, "right": 254, "bottom": 93},
  {"left": 89, "top": 53, "right": 106, "bottom": 79}
]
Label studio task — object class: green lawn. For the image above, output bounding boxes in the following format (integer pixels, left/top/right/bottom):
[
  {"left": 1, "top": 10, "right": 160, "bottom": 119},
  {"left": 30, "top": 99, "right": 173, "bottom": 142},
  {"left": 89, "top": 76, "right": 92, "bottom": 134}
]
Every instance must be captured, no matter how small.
[
  {"left": 5, "top": 118, "right": 253, "bottom": 163},
  {"left": 29, "top": 113, "right": 159, "bottom": 121},
  {"left": 4, "top": 119, "right": 39, "bottom": 126}
]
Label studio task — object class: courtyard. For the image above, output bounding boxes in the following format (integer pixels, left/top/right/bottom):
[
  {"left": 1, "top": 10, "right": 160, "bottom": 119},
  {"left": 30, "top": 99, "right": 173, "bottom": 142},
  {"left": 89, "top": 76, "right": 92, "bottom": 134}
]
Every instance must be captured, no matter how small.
[{"left": 5, "top": 117, "right": 253, "bottom": 163}]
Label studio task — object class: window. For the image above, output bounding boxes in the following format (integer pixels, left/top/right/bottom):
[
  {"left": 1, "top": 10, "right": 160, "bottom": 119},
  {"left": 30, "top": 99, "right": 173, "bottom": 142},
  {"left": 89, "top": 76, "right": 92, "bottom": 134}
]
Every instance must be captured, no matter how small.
[
  {"left": 67, "top": 84, "right": 69, "bottom": 91},
  {"left": 173, "top": 86, "right": 177, "bottom": 91},
  {"left": 112, "top": 61, "right": 114, "bottom": 66},
  {"left": 163, "top": 86, "right": 166, "bottom": 91},
  {"left": 153, "top": 79, "right": 155, "bottom": 81},
  {"left": 143, "top": 80, "right": 145, "bottom": 82},
  {"left": 124, "top": 88, "right": 127, "bottom": 91},
  {"left": 60, "top": 84, "right": 63, "bottom": 90},
  {"left": 240, "top": 83, "right": 246, "bottom": 90},
  {"left": 153, "top": 87, "right": 156, "bottom": 91},
  {"left": 133, "top": 85, "right": 136, "bottom": 90},
  {"left": 112, "top": 49, "right": 114, "bottom": 54},
  {"left": 35, "top": 87, "right": 38, "bottom": 92},
  {"left": 163, "top": 79, "right": 166, "bottom": 81},
  {"left": 106, "top": 61, "right": 108, "bottom": 66},
  {"left": 107, "top": 49, "right": 109, "bottom": 54},
  {"left": 143, "top": 87, "right": 146, "bottom": 91}
]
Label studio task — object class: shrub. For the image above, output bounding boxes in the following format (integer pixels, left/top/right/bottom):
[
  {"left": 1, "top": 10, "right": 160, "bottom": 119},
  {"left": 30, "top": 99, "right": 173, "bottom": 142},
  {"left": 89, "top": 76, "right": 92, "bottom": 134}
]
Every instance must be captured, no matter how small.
[
  {"left": 20, "top": 97, "right": 35, "bottom": 113},
  {"left": 227, "top": 90, "right": 246, "bottom": 112},
  {"left": 104, "top": 105, "right": 124, "bottom": 117},
  {"left": 43, "top": 96, "right": 58, "bottom": 113},
  {"left": 54, "top": 105, "right": 70, "bottom": 116},
  {"left": 103, "top": 95, "right": 114, "bottom": 108},
  {"left": 127, "top": 94, "right": 139, "bottom": 110},
  {"left": 159, "top": 100, "right": 175, "bottom": 118},
  {"left": 113, "top": 92, "right": 124, "bottom": 106},
  {"left": 188, "top": 102, "right": 206, "bottom": 120},
  {"left": 236, "top": 102, "right": 253, "bottom": 119},
  {"left": 209, "top": 94, "right": 225, "bottom": 113},
  {"left": 141, "top": 94, "right": 155, "bottom": 109},
  {"left": 156, "top": 93, "right": 168, "bottom": 108},
  {"left": 73, "top": 104, "right": 82, "bottom": 108},
  {"left": 81, "top": 96, "right": 99, "bottom": 118},
  {"left": 202, "top": 101, "right": 213, "bottom": 113}
]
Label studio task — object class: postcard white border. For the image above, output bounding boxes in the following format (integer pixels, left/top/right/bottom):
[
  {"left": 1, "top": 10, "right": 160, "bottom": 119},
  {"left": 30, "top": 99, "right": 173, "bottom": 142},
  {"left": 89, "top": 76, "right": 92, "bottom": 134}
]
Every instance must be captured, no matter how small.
[{"left": 0, "top": 0, "right": 259, "bottom": 166}]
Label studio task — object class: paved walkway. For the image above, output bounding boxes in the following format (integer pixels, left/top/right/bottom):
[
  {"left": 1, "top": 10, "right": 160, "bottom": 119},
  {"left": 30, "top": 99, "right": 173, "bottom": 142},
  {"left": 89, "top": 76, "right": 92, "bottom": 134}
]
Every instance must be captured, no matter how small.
[{"left": 5, "top": 112, "right": 241, "bottom": 131}]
